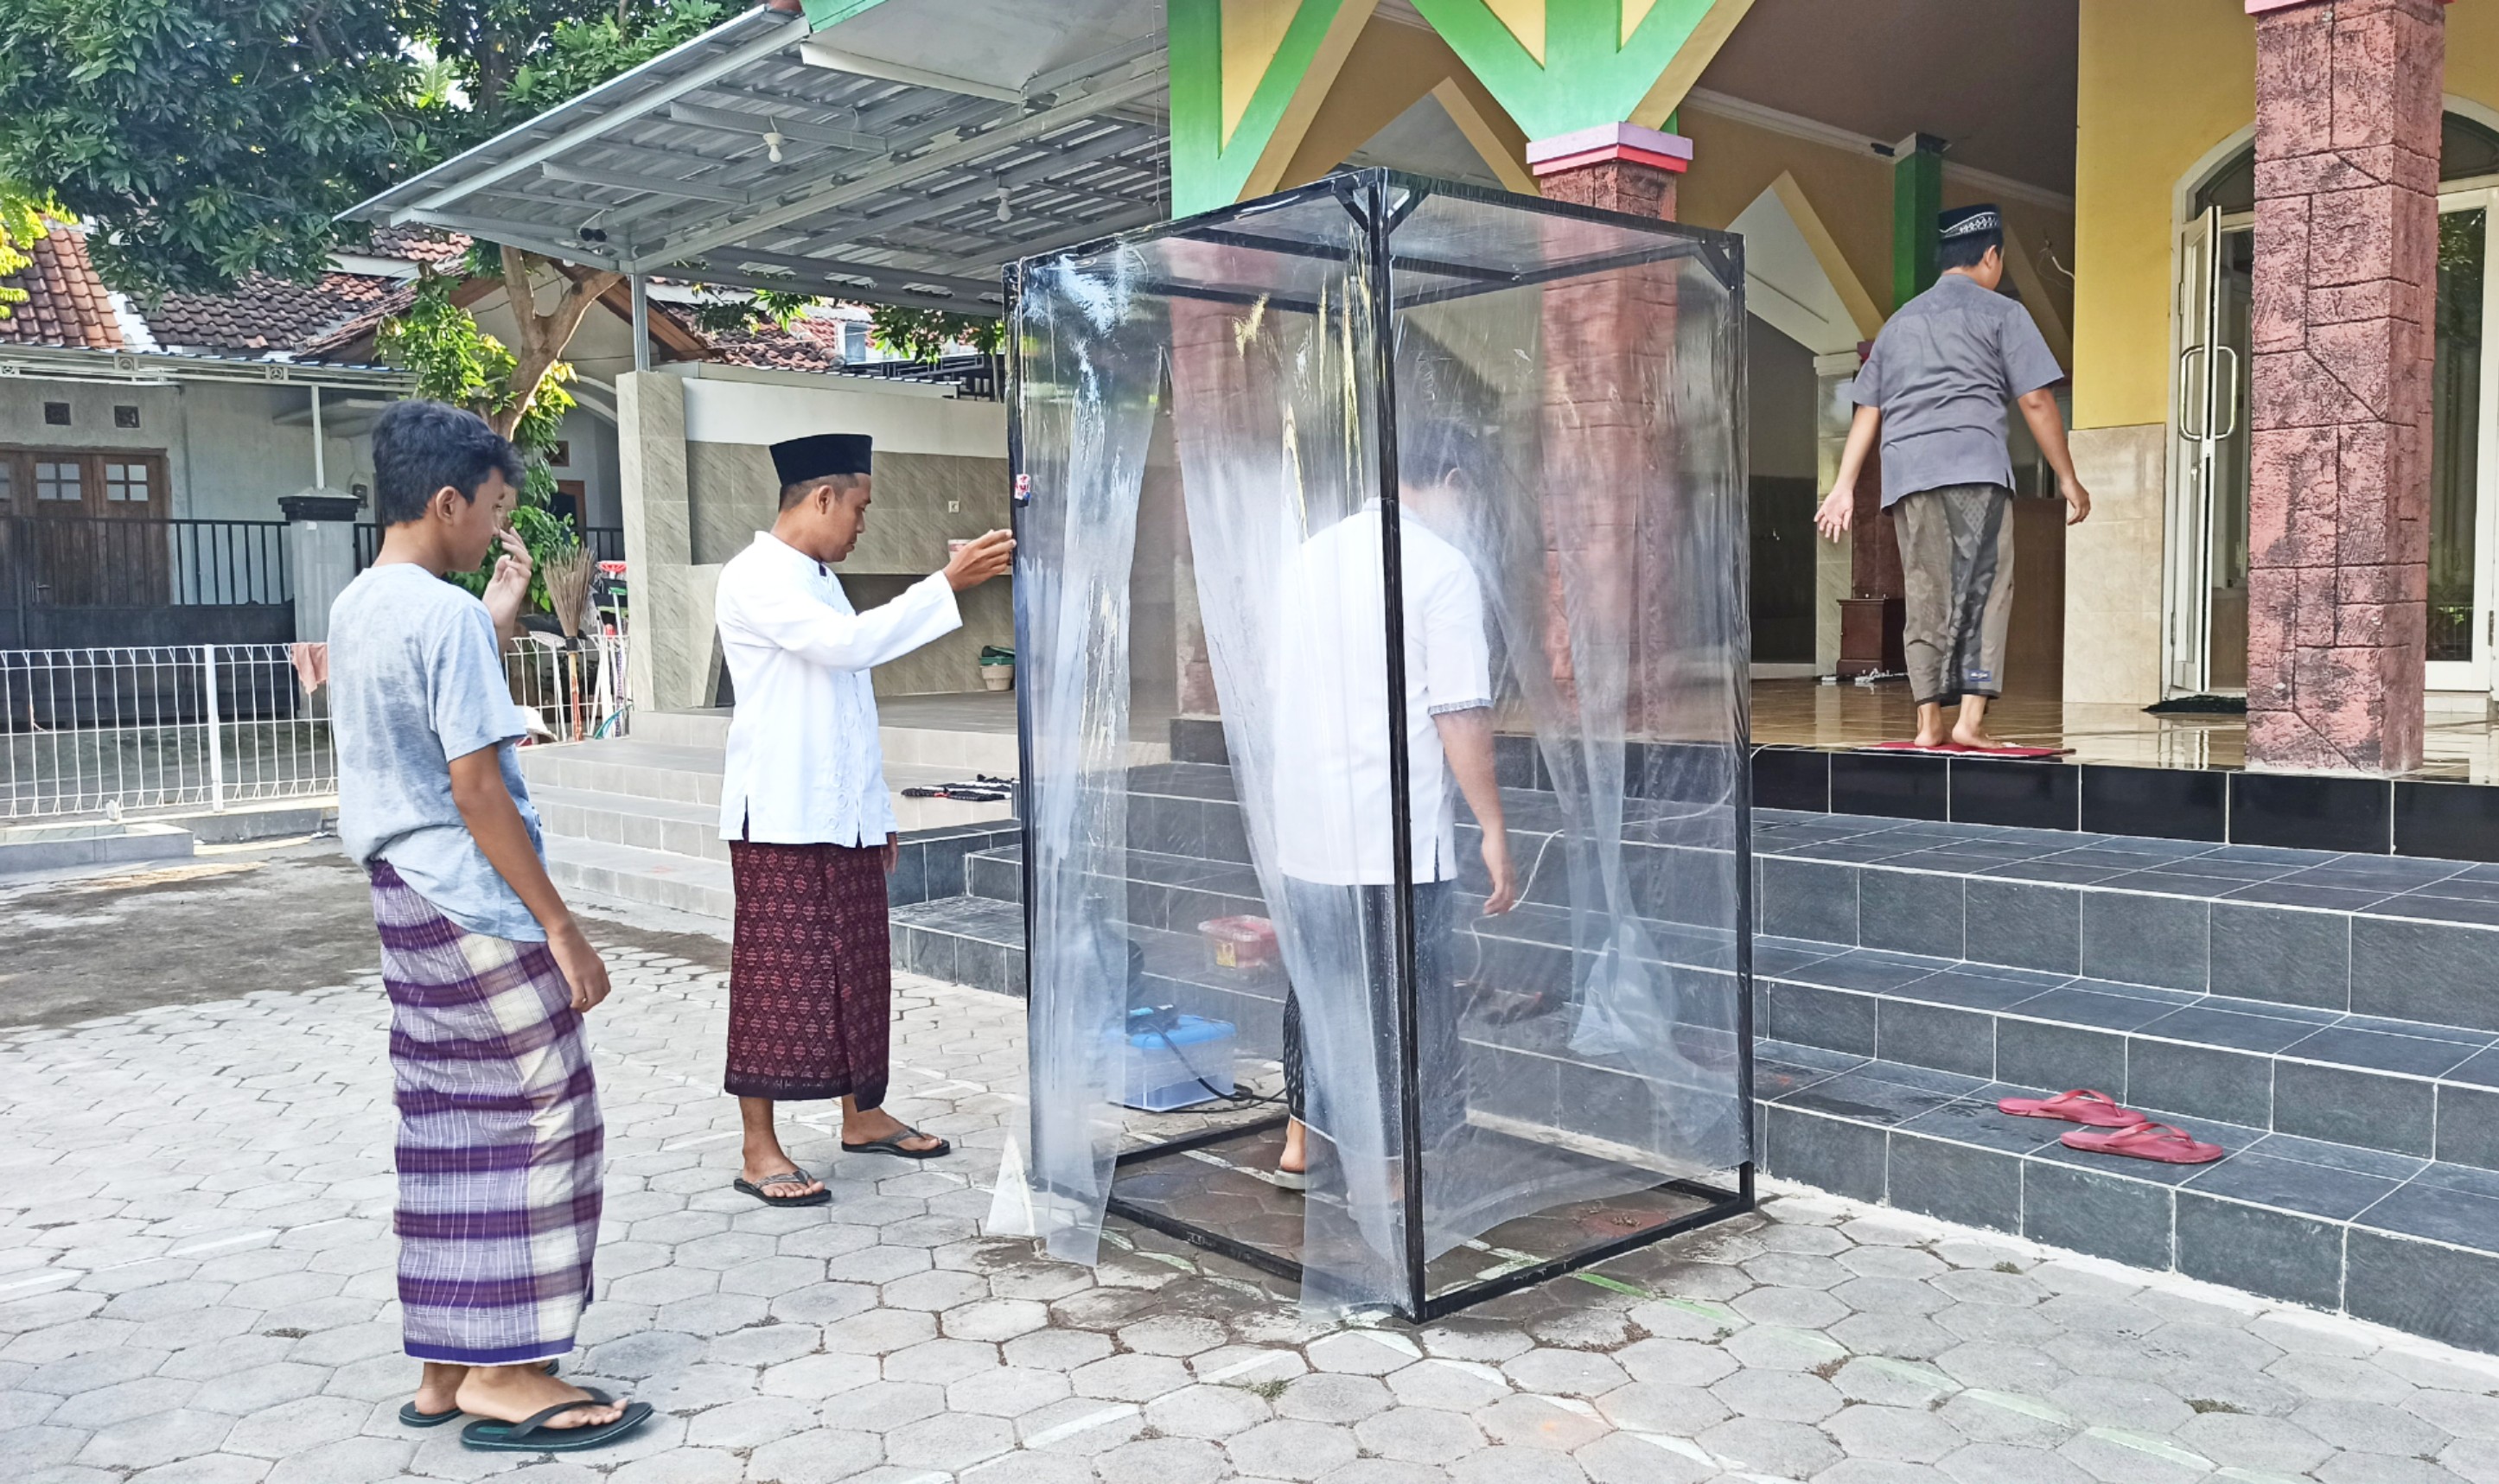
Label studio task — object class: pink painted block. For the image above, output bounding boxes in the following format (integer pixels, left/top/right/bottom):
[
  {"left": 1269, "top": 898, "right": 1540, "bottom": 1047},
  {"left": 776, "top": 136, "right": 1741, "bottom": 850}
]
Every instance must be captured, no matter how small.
[{"left": 1525, "top": 123, "right": 1694, "bottom": 167}]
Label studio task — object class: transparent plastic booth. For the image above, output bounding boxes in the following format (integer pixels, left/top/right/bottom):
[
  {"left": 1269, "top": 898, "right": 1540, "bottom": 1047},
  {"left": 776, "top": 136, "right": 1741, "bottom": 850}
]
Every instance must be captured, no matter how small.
[{"left": 991, "top": 169, "right": 1754, "bottom": 1319}]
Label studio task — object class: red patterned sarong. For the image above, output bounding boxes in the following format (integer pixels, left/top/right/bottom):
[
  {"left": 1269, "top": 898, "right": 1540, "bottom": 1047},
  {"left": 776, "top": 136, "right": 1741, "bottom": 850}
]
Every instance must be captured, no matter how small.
[{"left": 726, "top": 842, "right": 894, "bottom": 1107}]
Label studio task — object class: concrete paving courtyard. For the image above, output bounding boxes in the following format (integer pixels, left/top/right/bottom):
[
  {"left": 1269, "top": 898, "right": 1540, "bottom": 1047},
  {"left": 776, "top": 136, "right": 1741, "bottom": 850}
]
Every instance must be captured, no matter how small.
[{"left": 7, "top": 847, "right": 2499, "bottom": 1483}]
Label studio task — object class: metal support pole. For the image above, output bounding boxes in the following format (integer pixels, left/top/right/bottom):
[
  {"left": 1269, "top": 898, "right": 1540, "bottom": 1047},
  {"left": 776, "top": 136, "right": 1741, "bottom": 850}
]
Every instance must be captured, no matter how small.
[
  {"left": 630, "top": 276, "right": 653, "bottom": 372},
  {"left": 201, "top": 646, "right": 225, "bottom": 813},
  {"left": 310, "top": 386, "right": 325, "bottom": 489}
]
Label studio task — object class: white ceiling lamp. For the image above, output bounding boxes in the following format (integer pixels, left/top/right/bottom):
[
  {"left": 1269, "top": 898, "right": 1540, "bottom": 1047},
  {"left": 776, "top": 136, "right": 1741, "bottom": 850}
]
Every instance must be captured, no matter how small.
[
  {"left": 993, "top": 175, "right": 1012, "bottom": 224},
  {"left": 762, "top": 128, "right": 786, "bottom": 163}
]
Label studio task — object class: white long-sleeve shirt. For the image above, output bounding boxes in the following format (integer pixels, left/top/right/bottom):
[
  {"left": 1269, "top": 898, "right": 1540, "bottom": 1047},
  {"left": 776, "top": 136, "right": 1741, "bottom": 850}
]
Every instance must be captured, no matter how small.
[{"left": 715, "top": 531, "right": 961, "bottom": 845}]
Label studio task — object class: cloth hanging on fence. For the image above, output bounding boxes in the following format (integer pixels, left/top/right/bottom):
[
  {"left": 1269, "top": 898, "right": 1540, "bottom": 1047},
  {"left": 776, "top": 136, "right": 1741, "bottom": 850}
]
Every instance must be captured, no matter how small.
[{"left": 289, "top": 642, "right": 329, "bottom": 694}]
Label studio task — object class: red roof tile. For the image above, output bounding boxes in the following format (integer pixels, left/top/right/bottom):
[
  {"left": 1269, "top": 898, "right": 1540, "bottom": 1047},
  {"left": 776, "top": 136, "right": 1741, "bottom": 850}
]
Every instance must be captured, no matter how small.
[
  {"left": 150, "top": 271, "right": 411, "bottom": 356},
  {"left": 706, "top": 316, "right": 848, "bottom": 372},
  {"left": 0, "top": 226, "right": 124, "bottom": 350},
  {"left": 364, "top": 225, "right": 473, "bottom": 266}
]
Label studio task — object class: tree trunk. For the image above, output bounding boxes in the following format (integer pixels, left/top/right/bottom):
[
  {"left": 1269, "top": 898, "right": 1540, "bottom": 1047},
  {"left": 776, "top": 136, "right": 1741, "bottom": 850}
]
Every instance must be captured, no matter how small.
[{"left": 492, "top": 245, "right": 622, "bottom": 438}]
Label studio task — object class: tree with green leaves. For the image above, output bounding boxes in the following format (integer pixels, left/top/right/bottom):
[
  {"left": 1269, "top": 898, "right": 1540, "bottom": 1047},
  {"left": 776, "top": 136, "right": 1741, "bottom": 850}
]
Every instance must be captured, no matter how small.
[
  {"left": 0, "top": 183, "right": 50, "bottom": 322},
  {"left": 869, "top": 305, "right": 1006, "bottom": 364}
]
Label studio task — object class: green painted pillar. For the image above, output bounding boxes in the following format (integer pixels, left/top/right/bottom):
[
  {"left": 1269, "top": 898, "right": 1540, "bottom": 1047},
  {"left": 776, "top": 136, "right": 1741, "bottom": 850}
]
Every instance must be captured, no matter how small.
[{"left": 1890, "top": 132, "right": 1946, "bottom": 310}]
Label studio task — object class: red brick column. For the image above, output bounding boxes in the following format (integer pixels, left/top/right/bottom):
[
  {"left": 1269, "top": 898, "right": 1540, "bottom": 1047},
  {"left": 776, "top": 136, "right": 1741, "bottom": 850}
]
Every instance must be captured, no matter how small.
[
  {"left": 1532, "top": 127, "right": 1692, "bottom": 736},
  {"left": 2246, "top": 0, "right": 2444, "bottom": 774}
]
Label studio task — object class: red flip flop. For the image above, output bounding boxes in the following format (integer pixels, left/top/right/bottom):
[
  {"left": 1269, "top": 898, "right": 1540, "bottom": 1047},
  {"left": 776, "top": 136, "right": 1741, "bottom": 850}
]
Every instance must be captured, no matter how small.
[
  {"left": 1995, "top": 1089, "right": 2146, "bottom": 1128},
  {"left": 2060, "top": 1121, "right": 2225, "bottom": 1164}
]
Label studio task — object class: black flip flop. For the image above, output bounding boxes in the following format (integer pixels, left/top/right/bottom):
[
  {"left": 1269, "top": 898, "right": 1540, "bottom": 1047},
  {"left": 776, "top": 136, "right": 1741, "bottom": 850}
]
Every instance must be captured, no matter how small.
[
  {"left": 461, "top": 1389, "right": 653, "bottom": 1453},
  {"left": 399, "top": 1360, "right": 560, "bottom": 1426},
  {"left": 841, "top": 1126, "right": 952, "bottom": 1161},
  {"left": 732, "top": 1168, "right": 831, "bottom": 1207}
]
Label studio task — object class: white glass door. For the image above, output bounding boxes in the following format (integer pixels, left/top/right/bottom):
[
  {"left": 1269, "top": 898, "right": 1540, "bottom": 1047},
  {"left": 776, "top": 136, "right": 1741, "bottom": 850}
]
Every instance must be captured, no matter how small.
[
  {"left": 2430, "top": 192, "right": 2496, "bottom": 694},
  {"left": 2164, "top": 207, "right": 2251, "bottom": 696}
]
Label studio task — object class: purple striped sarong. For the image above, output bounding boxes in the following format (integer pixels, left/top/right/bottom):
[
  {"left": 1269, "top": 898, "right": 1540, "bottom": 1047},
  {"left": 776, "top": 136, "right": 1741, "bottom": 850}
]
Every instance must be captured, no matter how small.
[{"left": 372, "top": 860, "right": 603, "bottom": 1366}]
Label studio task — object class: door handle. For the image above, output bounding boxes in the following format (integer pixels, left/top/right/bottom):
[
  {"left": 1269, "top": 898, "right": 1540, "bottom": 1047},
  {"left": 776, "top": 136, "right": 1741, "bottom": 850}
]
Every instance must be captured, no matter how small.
[
  {"left": 2177, "top": 345, "right": 2209, "bottom": 443},
  {"left": 2209, "top": 344, "right": 2241, "bottom": 441}
]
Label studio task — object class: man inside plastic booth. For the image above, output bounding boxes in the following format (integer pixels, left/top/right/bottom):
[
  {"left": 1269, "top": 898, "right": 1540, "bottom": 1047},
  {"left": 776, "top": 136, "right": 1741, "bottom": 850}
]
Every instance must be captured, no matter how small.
[{"left": 1267, "top": 419, "right": 1520, "bottom": 1189}]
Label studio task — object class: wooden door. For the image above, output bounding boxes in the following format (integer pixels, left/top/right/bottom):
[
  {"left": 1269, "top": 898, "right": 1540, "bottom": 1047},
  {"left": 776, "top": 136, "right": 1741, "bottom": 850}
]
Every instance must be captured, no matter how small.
[{"left": 0, "top": 448, "right": 170, "bottom": 608}]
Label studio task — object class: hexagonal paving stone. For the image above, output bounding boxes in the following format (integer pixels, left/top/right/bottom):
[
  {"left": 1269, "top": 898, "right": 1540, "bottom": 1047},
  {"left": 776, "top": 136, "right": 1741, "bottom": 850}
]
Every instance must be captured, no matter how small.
[
  {"left": 1825, "top": 1402, "right": 1965, "bottom": 1462},
  {"left": 1828, "top": 1310, "right": 1955, "bottom": 1360},
  {"left": 1003, "top": 1328, "right": 1113, "bottom": 1373},
  {"left": 880, "top": 1410, "right": 1014, "bottom": 1471},
  {"left": 683, "top": 1395, "right": 819, "bottom": 1449},
  {"left": 1072, "top": 1353, "right": 1194, "bottom": 1404},
  {"left": 1614, "top": 1337, "right": 1736, "bottom": 1387},
  {"left": 1094, "top": 1435, "right": 1234, "bottom": 1484},
  {"left": 1275, "top": 1373, "right": 1393, "bottom": 1424},
  {"left": 2293, "top": 1398, "right": 2450, "bottom": 1459},
  {"left": 746, "top": 1426, "right": 883, "bottom": 1484},
  {"left": 1731, "top": 1287, "right": 1851, "bottom": 1330},
  {"left": 940, "top": 1297, "right": 1049, "bottom": 1343},
  {"left": 1501, "top": 1348, "right": 1629, "bottom": 1399},
  {"left": 1594, "top": 1380, "right": 1730, "bottom": 1437},
  {"left": 880, "top": 1336, "right": 998, "bottom": 1386},
  {"left": 1938, "top": 1441, "right": 2096, "bottom": 1484},
  {"left": 1142, "top": 1382, "right": 1272, "bottom": 1440},
  {"left": 1349, "top": 1401, "right": 1483, "bottom": 1465},
  {"left": 1304, "top": 1332, "right": 1418, "bottom": 1378},
  {"left": 74, "top": 1409, "right": 234, "bottom": 1471},
  {"left": 1475, "top": 1392, "right": 1609, "bottom": 1452},
  {"left": 1694, "top": 1415, "right": 1841, "bottom": 1479},
  {"left": 1837, "top": 1245, "right": 1948, "bottom": 1281},
  {"left": 1226, "top": 1417, "right": 1361, "bottom": 1481},
  {"left": 1115, "top": 1315, "right": 1228, "bottom": 1357},
  {"left": 1709, "top": 1368, "right": 1845, "bottom": 1424},
  {"left": 1720, "top": 1323, "right": 1849, "bottom": 1373},
  {"left": 817, "top": 1379, "right": 946, "bottom": 1435}
]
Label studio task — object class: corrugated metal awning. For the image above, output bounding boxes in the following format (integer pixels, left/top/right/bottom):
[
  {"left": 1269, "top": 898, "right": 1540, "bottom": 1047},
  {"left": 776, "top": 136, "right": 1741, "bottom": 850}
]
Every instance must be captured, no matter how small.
[{"left": 344, "top": 3, "right": 1169, "bottom": 314}]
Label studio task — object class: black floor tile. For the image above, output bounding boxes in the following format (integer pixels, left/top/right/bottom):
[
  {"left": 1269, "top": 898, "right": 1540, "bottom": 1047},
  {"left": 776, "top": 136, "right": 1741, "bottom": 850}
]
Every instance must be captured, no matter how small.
[
  {"left": 1793, "top": 950, "right": 1954, "bottom": 995},
  {"left": 2230, "top": 772, "right": 2393, "bottom": 855},
  {"left": 2175, "top": 1194, "right": 2345, "bottom": 1309},
  {"left": 1776, "top": 1069, "right": 1962, "bottom": 1128},
  {"left": 1764, "top": 982, "right": 1876, "bottom": 1058},
  {"left": 1949, "top": 757, "right": 2080, "bottom": 831},
  {"left": 1877, "top": 1001, "right": 1996, "bottom": 1080},
  {"left": 2126, "top": 1040, "right": 2273, "bottom": 1127},
  {"left": 2208, "top": 902, "right": 2350, "bottom": 1012},
  {"left": 2080, "top": 892, "right": 2209, "bottom": 992},
  {"left": 1833, "top": 752, "right": 1950, "bottom": 822},
  {"left": 1888, "top": 1133, "right": 2022, "bottom": 1232},
  {"left": 2373, "top": 895, "right": 2499, "bottom": 928},
  {"left": 2395, "top": 779, "right": 2499, "bottom": 863},
  {"left": 2080, "top": 765, "right": 2227, "bottom": 844},
  {"left": 2353, "top": 1178, "right": 2499, "bottom": 1252},
  {"left": 1895, "top": 968, "right": 2062, "bottom": 1013},
  {"left": 1993, "top": 1020, "right": 2127, "bottom": 1099},
  {"left": 2438, "top": 1085, "right": 2499, "bottom": 1173},
  {"left": 2350, "top": 916, "right": 2499, "bottom": 1033},
  {"left": 1759, "top": 857, "right": 1859, "bottom": 944},
  {"left": 2284, "top": 1025, "right": 2486, "bottom": 1079},
  {"left": 1858, "top": 869, "right": 1967, "bottom": 959},
  {"left": 1753, "top": 748, "right": 1830, "bottom": 813},
  {"left": 2016, "top": 985, "right": 2196, "bottom": 1033},
  {"left": 2022, "top": 1162, "right": 2174, "bottom": 1269},
  {"left": 1962, "top": 878, "right": 2081, "bottom": 975},
  {"left": 1763, "top": 1105, "right": 1887, "bottom": 1203},
  {"left": 2346, "top": 1230, "right": 2499, "bottom": 1353},
  {"left": 2181, "top": 1149, "right": 2403, "bottom": 1220},
  {"left": 2134, "top": 1003, "right": 2327, "bottom": 1054},
  {"left": 2451, "top": 1048, "right": 2499, "bottom": 1089},
  {"left": 2218, "top": 882, "right": 2394, "bottom": 912}
]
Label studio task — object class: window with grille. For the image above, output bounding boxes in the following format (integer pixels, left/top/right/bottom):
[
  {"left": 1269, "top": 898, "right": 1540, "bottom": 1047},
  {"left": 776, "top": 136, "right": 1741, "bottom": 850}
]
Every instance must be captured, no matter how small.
[
  {"left": 103, "top": 462, "right": 150, "bottom": 502},
  {"left": 0, "top": 462, "right": 13, "bottom": 504},
  {"left": 35, "top": 462, "right": 81, "bottom": 501}
]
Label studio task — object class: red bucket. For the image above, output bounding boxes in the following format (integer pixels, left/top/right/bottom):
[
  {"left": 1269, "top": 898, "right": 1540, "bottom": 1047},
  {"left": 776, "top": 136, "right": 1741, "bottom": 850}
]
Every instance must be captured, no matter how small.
[{"left": 1198, "top": 915, "right": 1277, "bottom": 970}]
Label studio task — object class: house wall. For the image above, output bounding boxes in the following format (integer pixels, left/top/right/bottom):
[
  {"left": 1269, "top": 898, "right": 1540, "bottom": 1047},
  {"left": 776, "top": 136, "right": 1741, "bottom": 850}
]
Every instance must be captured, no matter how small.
[
  {"left": 2065, "top": 0, "right": 2499, "bottom": 704},
  {"left": 619, "top": 365, "right": 1013, "bottom": 710},
  {"left": 0, "top": 378, "right": 357, "bottom": 521}
]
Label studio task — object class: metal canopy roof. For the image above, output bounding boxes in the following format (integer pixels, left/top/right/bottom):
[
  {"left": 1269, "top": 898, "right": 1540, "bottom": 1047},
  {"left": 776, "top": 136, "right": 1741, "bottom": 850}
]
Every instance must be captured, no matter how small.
[{"left": 345, "top": 3, "right": 1170, "bottom": 315}]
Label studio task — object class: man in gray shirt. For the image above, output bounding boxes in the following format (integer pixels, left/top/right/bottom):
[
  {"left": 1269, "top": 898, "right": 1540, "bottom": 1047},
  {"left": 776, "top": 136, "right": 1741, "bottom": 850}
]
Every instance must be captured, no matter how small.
[{"left": 1814, "top": 204, "right": 2089, "bottom": 750}]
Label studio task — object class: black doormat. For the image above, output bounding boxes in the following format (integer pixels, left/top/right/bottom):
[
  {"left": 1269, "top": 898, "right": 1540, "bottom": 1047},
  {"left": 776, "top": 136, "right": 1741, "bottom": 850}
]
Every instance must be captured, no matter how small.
[{"left": 2144, "top": 694, "right": 2248, "bottom": 716}]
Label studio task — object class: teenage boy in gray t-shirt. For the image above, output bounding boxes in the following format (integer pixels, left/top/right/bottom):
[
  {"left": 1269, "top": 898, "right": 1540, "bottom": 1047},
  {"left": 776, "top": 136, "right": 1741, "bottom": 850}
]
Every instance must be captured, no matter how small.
[
  {"left": 1814, "top": 204, "right": 2090, "bottom": 751},
  {"left": 328, "top": 399, "right": 649, "bottom": 1455}
]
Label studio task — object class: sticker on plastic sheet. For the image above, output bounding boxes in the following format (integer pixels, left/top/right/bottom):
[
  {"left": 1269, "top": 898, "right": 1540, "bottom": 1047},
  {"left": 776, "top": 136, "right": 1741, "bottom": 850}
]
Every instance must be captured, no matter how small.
[{"left": 1013, "top": 472, "right": 1032, "bottom": 506}]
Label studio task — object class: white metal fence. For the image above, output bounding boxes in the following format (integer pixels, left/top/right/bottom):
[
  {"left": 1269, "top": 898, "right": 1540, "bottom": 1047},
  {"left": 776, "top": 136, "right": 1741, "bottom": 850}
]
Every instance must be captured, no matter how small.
[{"left": 0, "top": 634, "right": 631, "bottom": 821}]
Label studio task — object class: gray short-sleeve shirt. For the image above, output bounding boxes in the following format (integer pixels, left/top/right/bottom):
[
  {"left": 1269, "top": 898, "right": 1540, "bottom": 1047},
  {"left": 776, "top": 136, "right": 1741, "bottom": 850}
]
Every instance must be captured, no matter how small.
[
  {"left": 1852, "top": 274, "right": 2066, "bottom": 507},
  {"left": 329, "top": 564, "right": 545, "bottom": 940}
]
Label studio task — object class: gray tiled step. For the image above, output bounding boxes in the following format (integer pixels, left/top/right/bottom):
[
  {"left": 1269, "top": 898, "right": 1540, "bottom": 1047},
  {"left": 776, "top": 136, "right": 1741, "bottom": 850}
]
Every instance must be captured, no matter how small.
[
  {"left": 544, "top": 835, "right": 734, "bottom": 919},
  {"left": 0, "top": 820, "right": 193, "bottom": 875},
  {"left": 1757, "top": 808, "right": 2499, "bottom": 1033},
  {"left": 534, "top": 786, "right": 730, "bottom": 864},
  {"left": 1756, "top": 1040, "right": 2499, "bottom": 1356},
  {"left": 890, "top": 894, "right": 1025, "bottom": 998},
  {"left": 1760, "top": 936, "right": 2499, "bottom": 1174},
  {"left": 520, "top": 740, "right": 727, "bottom": 806}
]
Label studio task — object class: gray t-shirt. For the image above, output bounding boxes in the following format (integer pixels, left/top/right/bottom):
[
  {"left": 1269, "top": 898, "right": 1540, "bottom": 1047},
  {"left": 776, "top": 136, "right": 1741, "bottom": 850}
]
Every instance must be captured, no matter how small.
[
  {"left": 1852, "top": 273, "right": 2066, "bottom": 506},
  {"left": 329, "top": 564, "right": 545, "bottom": 941}
]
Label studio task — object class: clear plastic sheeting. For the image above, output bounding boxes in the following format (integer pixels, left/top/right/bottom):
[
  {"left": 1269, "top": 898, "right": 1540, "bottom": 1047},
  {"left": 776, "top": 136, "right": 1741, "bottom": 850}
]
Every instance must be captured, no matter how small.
[{"left": 998, "top": 170, "right": 1753, "bottom": 1319}]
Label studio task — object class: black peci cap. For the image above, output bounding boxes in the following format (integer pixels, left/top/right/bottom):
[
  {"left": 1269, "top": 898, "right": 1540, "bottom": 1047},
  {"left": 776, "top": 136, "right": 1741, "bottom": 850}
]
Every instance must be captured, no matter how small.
[
  {"left": 1940, "top": 204, "right": 2002, "bottom": 239},
  {"left": 770, "top": 433, "right": 873, "bottom": 487}
]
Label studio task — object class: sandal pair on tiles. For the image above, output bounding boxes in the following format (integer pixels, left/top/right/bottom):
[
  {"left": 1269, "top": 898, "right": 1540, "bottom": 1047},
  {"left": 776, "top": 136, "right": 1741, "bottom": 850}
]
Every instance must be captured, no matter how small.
[{"left": 1997, "top": 1088, "right": 2225, "bottom": 1165}]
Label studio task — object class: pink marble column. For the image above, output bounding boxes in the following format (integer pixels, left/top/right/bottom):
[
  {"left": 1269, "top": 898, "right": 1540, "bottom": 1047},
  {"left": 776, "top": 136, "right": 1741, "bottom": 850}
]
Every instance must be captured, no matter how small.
[{"left": 2245, "top": 0, "right": 2444, "bottom": 774}]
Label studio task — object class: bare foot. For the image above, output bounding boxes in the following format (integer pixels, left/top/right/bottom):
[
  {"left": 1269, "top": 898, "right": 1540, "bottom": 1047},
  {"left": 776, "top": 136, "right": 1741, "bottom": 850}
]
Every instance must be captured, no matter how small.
[
  {"left": 413, "top": 1362, "right": 466, "bottom": 1418},
  {"left": 455, "top": 1361, "right": 622, "bottom": 1431},
  {"left": 1911, "top": 731, "right": 1952, "bottom": 749},
  {"left": 1278, "top": 1118, "right": 1308, "bottom": 1179},
  {"left": 840, "top": 1105, "right": 942, "bottom": 1155},
  {"left": 1950, "top": 724, "right": 2005, "bottom": 750},
  {"left": 741, "top": 1140, "right": 825, "bottom": 1200}
]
